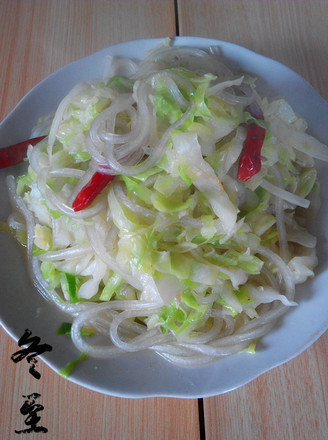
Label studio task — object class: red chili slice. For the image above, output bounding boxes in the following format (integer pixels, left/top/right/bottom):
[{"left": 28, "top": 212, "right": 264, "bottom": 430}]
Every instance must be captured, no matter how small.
[
  {"left": 0, "top": 136, "right": 46, "bottom": 168},
  {"left": 237, "top": 123, "right": 266, "bottom": 182},
  {"left": 72, "top": 171, "right": 115, "bottom": 212}
]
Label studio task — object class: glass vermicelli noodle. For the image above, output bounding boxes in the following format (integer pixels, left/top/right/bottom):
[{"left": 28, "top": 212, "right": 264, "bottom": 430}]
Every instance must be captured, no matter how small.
[{"left": 7, "top": 39, "right": 328, "bottom": 368}]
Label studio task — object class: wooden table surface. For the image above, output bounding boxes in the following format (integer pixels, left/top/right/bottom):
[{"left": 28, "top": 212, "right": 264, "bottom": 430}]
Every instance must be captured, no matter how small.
[{"left": 0, "top": 1, "right": 327, "bottom": 439}]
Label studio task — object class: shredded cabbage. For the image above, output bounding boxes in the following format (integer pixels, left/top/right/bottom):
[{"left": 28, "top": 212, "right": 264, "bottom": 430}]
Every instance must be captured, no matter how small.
[{"left": 7, "top": 39, "right": 326, "bottom": 368}]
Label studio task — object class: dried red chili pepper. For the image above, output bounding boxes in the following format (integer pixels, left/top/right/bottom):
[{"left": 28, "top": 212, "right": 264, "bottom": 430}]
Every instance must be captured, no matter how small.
[
  {"left": 237, "top": 123, "right": 266, "bottom": 182},
  {"left": 0, "top": 136, "right": 46, "bottom": 168},
  {"left": 72, "top": 171, "right": 115, "bottom": 212}
]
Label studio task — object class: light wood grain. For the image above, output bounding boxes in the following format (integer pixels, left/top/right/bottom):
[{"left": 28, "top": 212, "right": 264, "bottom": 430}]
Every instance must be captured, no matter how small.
[
  {"left": 0, "top": 0, "right": 176, "bottom": 121},
  {"left": 178, "top": 1, "right": 328, "bottom": 439},
  {"left": 203, "top": 334, "right": 328, "bottom": 440},
  {"left": 178, "top": 0, "right": 328, "bottom": 99},
  {"left": 0, "top": 330, "right": 200, "bottom": 440},
  {"left": 0, "top": 1, "right": 200, "bottom": 440}
]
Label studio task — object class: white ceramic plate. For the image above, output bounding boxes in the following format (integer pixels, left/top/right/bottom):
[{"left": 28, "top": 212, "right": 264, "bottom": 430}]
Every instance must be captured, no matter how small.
[{"left": 1, "top": 37, "right": 327, "bottom": 398}]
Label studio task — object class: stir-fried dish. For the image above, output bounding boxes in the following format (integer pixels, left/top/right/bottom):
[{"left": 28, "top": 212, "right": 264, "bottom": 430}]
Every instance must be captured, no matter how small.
[{"left": 6, "top": 40, "right": 327, "bottom": 367}]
